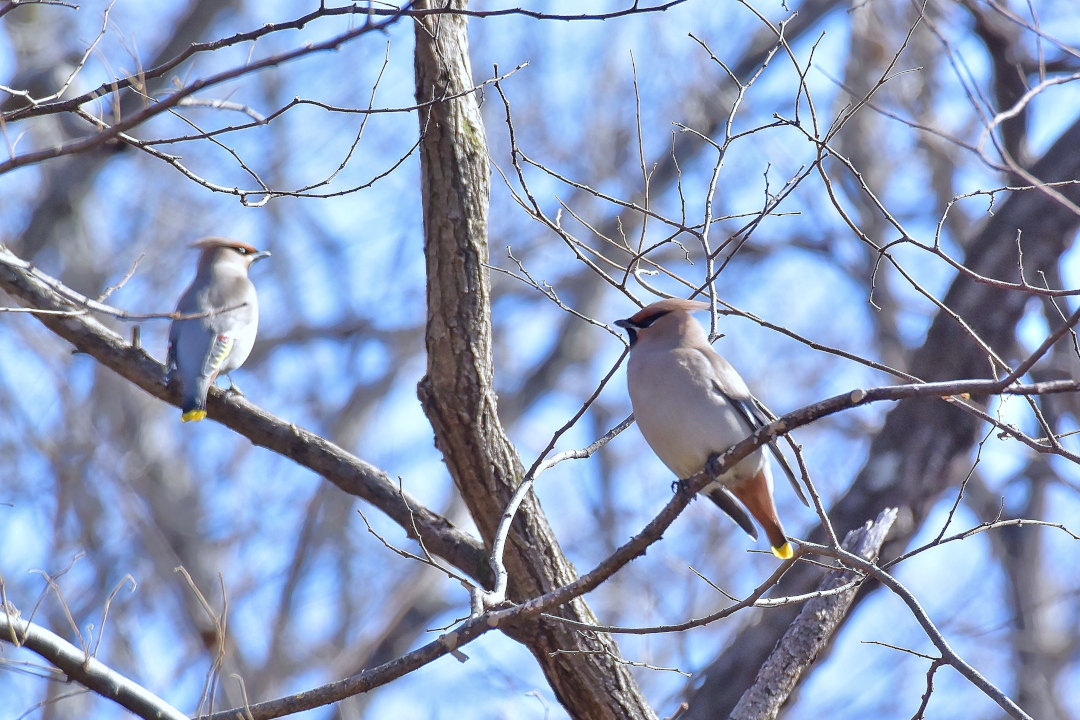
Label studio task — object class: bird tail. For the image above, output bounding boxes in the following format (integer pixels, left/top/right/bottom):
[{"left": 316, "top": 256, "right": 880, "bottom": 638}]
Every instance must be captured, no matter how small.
[
  {"left": 702, "top": 484, "right": 759, "bottom": 541},
  {"left": 179, "top": 374, "right": 212, "bottom": 422},
  {"left": 180, "top": 393, "right": 207, "bottom": 422},
  {"left": 731, "top": 469, "right": 793, "bottom": 559}
]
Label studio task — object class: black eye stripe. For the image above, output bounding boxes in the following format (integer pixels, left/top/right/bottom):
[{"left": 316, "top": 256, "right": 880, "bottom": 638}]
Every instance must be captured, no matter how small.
[{"left": 636, "top": 310, "right": 670, "bottom": 329}]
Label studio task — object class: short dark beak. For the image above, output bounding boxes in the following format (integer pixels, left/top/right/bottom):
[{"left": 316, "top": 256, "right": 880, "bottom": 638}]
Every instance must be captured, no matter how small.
[
  {"left": 251, "top": 250, "right": 272, "bottom": 263},
  {"left": 614, "top": 318, "right": 633, "bottom": 330}
]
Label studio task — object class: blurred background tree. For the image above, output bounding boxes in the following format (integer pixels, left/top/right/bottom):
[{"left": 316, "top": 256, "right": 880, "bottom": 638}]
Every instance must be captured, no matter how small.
[{"left": 1, "top": 1, "right": 1078, "bottom": 719}]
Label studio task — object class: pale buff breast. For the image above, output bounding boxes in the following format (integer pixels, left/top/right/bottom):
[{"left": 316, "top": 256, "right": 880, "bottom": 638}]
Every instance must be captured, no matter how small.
[{"left": 627, "top": 346, "right": 767, "bottom": 484}]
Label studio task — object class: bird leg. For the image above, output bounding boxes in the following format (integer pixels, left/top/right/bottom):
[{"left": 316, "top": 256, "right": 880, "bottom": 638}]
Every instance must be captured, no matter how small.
[
  {"left": 672, "top": 478, "right": 696, "bottom": 500},
  {"left": 223, "top": 375, "right": 245, "bottom": 397}
]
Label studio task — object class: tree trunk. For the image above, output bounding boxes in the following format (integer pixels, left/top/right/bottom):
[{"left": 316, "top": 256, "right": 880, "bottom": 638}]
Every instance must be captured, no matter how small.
[{"left": 411, "top": 2, "right": 657, "bottom": 718}]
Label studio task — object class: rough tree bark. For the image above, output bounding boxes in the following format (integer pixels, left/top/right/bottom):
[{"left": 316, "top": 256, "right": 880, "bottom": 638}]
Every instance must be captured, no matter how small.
[
  {"left": 683, "top": 114, "right": 1080, "bottom": 720},
  {"left": 730, "top": 509, "right": 898, "bottom": 720},
  {"left": 410, "top": 2, "right": 658, "bottom": 718}
]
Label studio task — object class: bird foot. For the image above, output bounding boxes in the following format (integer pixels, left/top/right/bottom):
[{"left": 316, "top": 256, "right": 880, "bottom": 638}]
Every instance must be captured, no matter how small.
[{"left": 672, "top": 478, "right": 696, "bottom": 499}]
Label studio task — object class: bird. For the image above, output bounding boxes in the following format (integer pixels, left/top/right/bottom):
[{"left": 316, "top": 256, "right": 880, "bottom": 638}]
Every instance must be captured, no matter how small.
[
  {"left": 616, "top": 298, "right": 807, "bottom": 559},
  {"left": 166, "top": 237, "right": 270, "bottom": 422}
]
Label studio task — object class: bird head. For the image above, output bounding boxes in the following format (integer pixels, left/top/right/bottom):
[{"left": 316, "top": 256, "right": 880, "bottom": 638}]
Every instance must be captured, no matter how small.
[
  {"left": 192, "top": 237, "right": 271, "bottom": 273},
  {"left": 616, "top": 298, "right": 711, "bottom": 345}
]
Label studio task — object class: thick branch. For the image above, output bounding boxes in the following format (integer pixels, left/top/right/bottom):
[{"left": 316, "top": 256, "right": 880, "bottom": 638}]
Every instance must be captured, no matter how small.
[
  {"left": 7, "top": 236, "right": 1070, "bottom": 718},
  {"left": 0, "top": 610, "right": 188, "bottom": 720},
  {"left": 0, "top": 244, "right": 489, "bottom": 585}
]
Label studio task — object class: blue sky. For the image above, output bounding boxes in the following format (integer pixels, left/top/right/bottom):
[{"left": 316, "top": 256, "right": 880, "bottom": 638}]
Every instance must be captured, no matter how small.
[{"left": 1, "top": 1, "right": 1079, "bottom": 718}]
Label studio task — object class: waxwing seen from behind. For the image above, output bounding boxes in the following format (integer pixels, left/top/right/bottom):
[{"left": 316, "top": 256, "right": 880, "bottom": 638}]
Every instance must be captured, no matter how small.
[{"left": 166, "top": 237, "right": 270, "bottom": 422}]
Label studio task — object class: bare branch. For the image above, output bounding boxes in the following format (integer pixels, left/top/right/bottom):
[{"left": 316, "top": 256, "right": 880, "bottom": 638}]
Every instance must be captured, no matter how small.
[
  {"left": 0, "top": 608, "right": 189, "bottom": 720},
  {"left": 730, "top": 508, "right": 898, "bottom": 720},
  {"left": 808, "top": 540, "right": 1035, "bottom": 720},
  {"left": 0, "top": 243, "right": 489, "bottom": 584}
]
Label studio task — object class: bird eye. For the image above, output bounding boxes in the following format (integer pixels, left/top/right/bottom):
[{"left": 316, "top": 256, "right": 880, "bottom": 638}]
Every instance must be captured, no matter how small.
[{"left": 234, "top": 247, "right": 250, "bottom": 255}]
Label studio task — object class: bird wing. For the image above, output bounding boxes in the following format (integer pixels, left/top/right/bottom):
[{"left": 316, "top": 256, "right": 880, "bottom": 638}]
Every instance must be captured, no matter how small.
[
  {"left": 201, "top": 333, "right": 236, "bottom": 379},
  {"left": 165, "top": 290, "right": 194, "bottom": 382},
  {"left": 165, "top": 330, "right": 178, "bottom": 378},
  {"left": 746, "top": 396, "right": 809, "bottom": 506},
  {"left": 707, "top": 353, "right": 809, "bottom": 507}
]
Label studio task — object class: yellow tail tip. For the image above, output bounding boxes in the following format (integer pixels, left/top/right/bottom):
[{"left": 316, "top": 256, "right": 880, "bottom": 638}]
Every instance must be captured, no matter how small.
[
  {"left": 772, "top": 542, "right": 794, "bottom": 560},
  {"left": 181, "top": 409, "right": 207, "bottom": 422}
]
